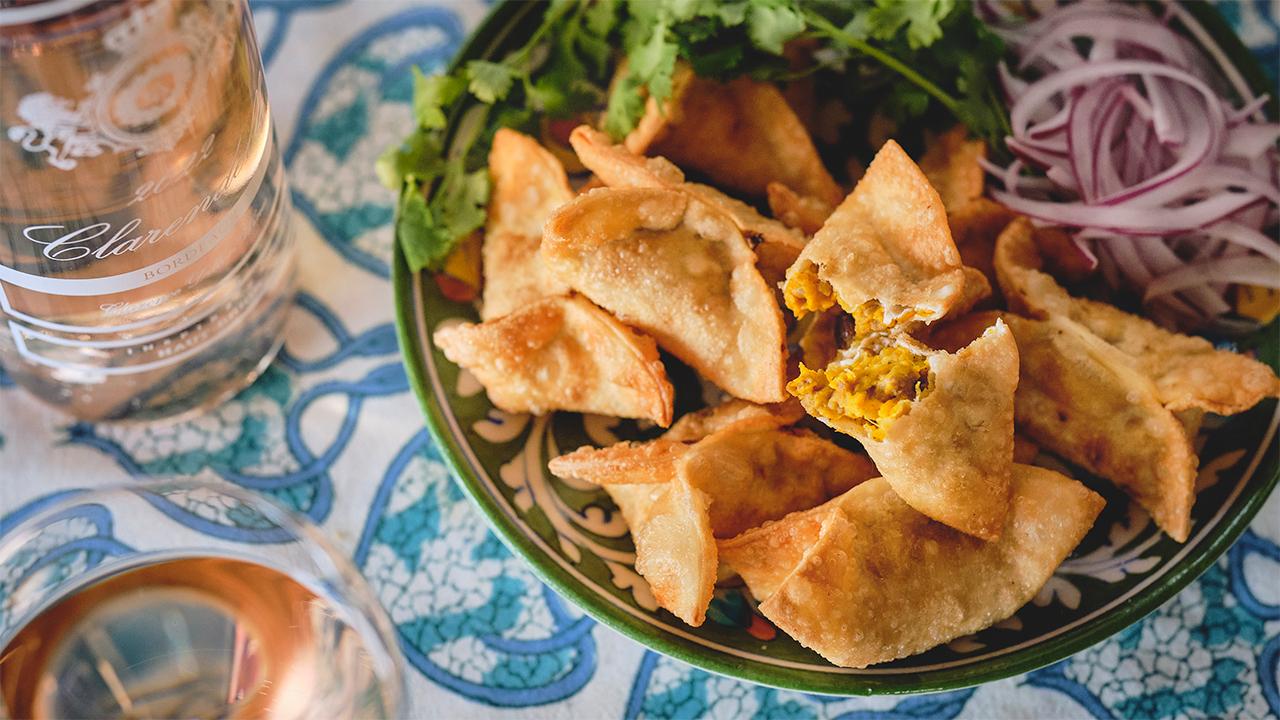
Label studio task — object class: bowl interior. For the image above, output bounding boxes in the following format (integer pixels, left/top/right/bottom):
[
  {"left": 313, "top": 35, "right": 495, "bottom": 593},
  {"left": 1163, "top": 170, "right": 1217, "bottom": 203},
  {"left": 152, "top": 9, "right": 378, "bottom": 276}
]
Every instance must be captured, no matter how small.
[{"left": 392, "top": 0, "right": 1280, "bottom": 695}]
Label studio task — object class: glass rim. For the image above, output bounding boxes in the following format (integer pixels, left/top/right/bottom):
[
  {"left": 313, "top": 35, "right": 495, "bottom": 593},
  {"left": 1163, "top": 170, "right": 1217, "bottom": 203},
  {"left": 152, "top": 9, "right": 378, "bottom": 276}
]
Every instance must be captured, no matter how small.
[{"left": 0, "top": 477, "right": 405, "bottom": 716}]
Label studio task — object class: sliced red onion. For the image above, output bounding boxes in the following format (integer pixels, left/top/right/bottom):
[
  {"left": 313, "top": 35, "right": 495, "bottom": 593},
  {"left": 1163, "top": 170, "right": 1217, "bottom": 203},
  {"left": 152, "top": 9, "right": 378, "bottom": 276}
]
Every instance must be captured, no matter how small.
[
  {"left": 990, "top": 189, "right": 1262, "bottom": 235},
  {"left": 1224, "top": 124, "right": 1280, "bottom": 159},
  {"left": 1146, "top": 257, "right": 1280, "bottom": 300},
  {"left": 1019, "top": 16, "right": 1194, "bottom": 71},
  {"left": 1203, "top": 221, "right": 1280, "bottom": 263},
  {"left": 985, "top": 2, "right": 1279, "bottom": 327}
]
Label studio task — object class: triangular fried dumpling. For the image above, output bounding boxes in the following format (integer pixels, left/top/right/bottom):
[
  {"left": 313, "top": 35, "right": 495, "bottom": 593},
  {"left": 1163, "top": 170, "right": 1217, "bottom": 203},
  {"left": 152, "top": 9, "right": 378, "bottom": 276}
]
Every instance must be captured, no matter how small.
[
  {"left": 607, "top": 476, "right": 717, "bottom": 626},
  {"left": 1002, "top": 312, "right": 1199, "bottom": 541},
  {"left": 624, "top": 67, "right": 843, "bottom": 206},
  {"left": 481, "top": 129, "right": 574, "bottom": 320},
  {"left": 753, "top": 467, "right": 1103, "bottom": 668},
  {"left": 782, "top": 141, "right": 973, "bottom": 333},
  {"left": 558, "top": 410, "right": 873, "bottom": 626},
  {"left": 995, "top": 218, "right": 1280, "bottom": 415},
  {"left": 788, "top": 320, "right": 1018, "bottom": 540},
  {"left": 551, "top": 416, "right": 876, "bottom": 538},
  {"left": 570, "top": 125, "right": 806, "bottom": 286},
  {"left": 433, "top": 295, "right": 673, "bottom": 425},
  {"left": 543, "top": 187, "right": 787, "bottom": 403}
]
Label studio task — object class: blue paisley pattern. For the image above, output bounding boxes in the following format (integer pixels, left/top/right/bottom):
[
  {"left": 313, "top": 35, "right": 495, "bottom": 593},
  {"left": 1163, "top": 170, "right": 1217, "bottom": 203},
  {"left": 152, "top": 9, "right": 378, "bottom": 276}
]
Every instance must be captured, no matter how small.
[{"left": 0, "top": 1, "right": 1276, "bottom": 717}]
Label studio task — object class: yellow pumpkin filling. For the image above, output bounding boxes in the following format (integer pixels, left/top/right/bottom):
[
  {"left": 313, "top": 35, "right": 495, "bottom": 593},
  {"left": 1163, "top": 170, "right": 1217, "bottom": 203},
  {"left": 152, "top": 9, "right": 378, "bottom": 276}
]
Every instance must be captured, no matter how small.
[
  {"left": 787, "top": 345, "right": 931, "bottom": 441},
  {"left": 783, "top": 263, "right": 837, "bottom": 317},
  {"left": 850, "top": 301, "right": 890, "bottom": 337},
  {"left": 785, "top": 265, "right": 910, "bottom": 340}
]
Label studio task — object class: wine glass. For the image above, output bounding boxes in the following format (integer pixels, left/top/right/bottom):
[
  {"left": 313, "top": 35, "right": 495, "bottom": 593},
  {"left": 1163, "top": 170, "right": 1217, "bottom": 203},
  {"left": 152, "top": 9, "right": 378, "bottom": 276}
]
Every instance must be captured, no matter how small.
[{"left": 0, "top": 479, "right": 403, "bottom": 719}]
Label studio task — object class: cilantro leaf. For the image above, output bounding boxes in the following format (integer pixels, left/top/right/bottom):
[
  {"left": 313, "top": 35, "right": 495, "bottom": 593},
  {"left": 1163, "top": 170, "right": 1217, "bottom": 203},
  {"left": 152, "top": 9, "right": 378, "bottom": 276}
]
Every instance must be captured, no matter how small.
[
  {"left": 412, "top": 68, "right": 464, "bottom": 129},
  {"left": 465, "top": 60, "right": 519, "bottom": 103},
  {"left": 867, "top": 0, "right": 955, "bottom": 49},
  {"left": 385, "top": 0, "right": 1010, "bottom": 275},
  {"left": 397, "top": 190, "right": 451, "bottom": 272},
  {"left": 603, "top": 71, "right": 646, "bottom": 138},
  {"left": 746, "top": 2, "right": 805, "bottom": 55},
  {"left": 375, "top": 130, "right": 443, "bottom": 190},
  {"left": 629, "top": 20, "right": 679, "bottom": 103}
]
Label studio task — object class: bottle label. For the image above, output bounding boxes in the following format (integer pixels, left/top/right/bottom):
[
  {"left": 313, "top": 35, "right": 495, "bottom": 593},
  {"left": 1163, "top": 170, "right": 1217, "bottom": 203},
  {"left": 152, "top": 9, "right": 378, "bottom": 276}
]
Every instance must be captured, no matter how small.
[{"left": 1, "top": 137, "right": 276, "bottom": 375}]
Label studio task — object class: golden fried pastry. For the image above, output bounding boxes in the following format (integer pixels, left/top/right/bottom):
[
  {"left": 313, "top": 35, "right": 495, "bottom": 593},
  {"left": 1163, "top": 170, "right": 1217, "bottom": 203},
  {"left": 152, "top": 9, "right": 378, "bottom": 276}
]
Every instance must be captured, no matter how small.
[
  {"left": 996, "top": 217, "right": 1280, "bottom": 415},
  {"left": 931, "top": 310, "right": 1201, "bottom": 542},
  {"left": 569, "top": 125, "right": 805, "bottom": 287},
  {"left": 433, "top": 294, "right": 673, "bottom": 425},
  {"left": 738, "top": 466, "right": 1102, "bottom": 668},
  {"left": 543, "top": 186, "right": 788, "bottom": 403},
  {"left": 608, "top": 476, "right": 717, "bottom": 626},
  {"left": 789, "top": 320, "right": 1018, "bottom": 540},
  {"left": 481, "top": 129, "right": 574, "bottom": 320},
  {"left": 782, "top": 141, "right": 974, "bottom": 334},
  {"left": 552, "top": 418, "right": 876, "bottom": 539},
  {"left": 624, "top": 65, "right": 843, "bottom": 206},
  {"left": 766, "top": 181, "right": 834, "bottom": 236},
  {"left": 552, "top": 409, "right": 875, "bottom": 626}
]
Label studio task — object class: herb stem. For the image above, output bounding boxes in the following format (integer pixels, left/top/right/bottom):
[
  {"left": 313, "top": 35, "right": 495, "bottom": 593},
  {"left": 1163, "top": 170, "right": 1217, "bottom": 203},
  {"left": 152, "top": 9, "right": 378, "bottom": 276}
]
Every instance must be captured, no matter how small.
[{"left": 804, "top": 10, "right": 963, "bottom": 118}]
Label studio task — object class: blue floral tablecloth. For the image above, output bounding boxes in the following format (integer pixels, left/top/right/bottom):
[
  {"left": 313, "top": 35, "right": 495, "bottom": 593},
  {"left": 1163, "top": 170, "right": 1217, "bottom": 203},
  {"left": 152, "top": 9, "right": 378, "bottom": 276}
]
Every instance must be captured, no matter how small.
[{"left": 2, "top": 1, "right": 1278, "bottom": 717}]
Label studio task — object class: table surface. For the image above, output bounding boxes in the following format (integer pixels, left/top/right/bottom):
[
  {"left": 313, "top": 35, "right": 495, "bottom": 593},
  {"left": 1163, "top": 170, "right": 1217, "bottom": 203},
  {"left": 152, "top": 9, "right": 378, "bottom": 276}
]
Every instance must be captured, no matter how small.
[{"left": 2, "top": 1, "right": 1279, "bottom": 718}]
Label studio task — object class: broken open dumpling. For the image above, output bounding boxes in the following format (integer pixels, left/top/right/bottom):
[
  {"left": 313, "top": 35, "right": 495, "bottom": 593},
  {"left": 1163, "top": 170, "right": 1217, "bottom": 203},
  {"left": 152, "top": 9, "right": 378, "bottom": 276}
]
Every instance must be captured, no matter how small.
[
  {"left": 480, "top": 129, "right": 574, "bottom": 320},
  {"left": 788, "top": 321, "right": 1018, "bottom": 540},
  {"left": 783, "top": 141, "right": 980, "bottom": 334},
  {"left": 432, "top": 294, "right": 673, "bottom": 426},
  {"left": 543, "top": 186, "right": 788, "bottom": 403},
  {"left": 625, "top": 65, "right": 843, "bottom": 207},
  {"left": 722, "top": 465, "right": 1102, "bottom": 668}
]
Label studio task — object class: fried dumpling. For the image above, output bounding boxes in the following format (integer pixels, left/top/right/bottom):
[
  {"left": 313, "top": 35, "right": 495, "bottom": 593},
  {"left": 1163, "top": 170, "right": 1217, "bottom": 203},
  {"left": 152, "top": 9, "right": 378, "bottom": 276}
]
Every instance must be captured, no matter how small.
[
  {"left": 608, "top": 476, "right": 717, "bottom": 626},
  {"left": 542, "top": 186, "right": 788, "bottom": 403},
  {"left": 432, "top": 294, "right": 673, "bottom": 426},
  {"left": 551, "top": 409, "right": 875, "bottom": 626},
  {"left": 743, "top": 466, "right": 1102, "bottom": 668},
  {"left": 481, "top": 129, "right": 574, "bottom": 320},
  {"left": 782, "top": 141, "right": 974, "bottom": 334},
  {"left": 788, "top": 320, "right": 1018, "bottom": 540},
  {"left": 931, "top": 310, "right": 1199, "bottom": 542},
  {"left": 996, "top": 217, "right": 1280, "bottom": 415},
  {"left": 570, "top": 125, "right": 806, "bottom": 286},
  {"left": 551, "top": 417, "right": 876, "bottom": 538},
  {"left": 625, "top": 66, "right": 843, "bottom": 206}
]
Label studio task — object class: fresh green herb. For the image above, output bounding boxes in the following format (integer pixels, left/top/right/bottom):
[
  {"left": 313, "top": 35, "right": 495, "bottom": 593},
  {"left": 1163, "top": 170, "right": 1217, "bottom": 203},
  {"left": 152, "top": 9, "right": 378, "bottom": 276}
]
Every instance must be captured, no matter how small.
[{"left": 382, "top": 0, "right": 1007, "bottom": 273}]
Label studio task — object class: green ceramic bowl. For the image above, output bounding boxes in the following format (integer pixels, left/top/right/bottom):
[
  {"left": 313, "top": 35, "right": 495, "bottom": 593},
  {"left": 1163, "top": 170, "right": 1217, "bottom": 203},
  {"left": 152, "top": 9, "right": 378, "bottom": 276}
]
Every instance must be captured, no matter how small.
[{"left": 394, "top": 1, "right": 1280, "bottom": 695}]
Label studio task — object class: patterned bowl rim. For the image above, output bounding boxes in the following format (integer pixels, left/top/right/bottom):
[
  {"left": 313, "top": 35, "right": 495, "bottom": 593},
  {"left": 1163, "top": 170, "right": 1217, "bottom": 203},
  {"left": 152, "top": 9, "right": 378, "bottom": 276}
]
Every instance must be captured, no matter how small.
[{"left": 392, "top": 0, "right": 1280, "bottom": 696}]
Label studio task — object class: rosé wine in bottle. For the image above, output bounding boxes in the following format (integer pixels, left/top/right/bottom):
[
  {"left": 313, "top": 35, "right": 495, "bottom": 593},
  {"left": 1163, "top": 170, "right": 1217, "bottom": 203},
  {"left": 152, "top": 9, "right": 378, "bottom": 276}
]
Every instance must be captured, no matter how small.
[{"left": 0, "top": 0, "right": 295, "bottom": 421}]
